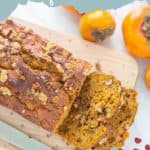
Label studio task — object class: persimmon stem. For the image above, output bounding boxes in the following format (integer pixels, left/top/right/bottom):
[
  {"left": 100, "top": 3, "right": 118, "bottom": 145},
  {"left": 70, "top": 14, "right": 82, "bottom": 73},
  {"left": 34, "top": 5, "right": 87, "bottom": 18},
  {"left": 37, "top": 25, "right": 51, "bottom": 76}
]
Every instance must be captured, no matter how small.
[
  {"left": 91, "top": 28, "right": 114, "bottom": 42},
  {"left": 142, "top": 14, "right": 150, "bottom": 39}
]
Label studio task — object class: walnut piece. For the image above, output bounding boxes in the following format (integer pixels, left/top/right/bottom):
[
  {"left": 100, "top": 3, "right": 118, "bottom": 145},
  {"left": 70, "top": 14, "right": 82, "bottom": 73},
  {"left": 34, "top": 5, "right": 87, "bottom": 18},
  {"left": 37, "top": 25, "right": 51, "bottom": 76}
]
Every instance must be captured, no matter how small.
[
  {"left": 0, "top": 87, "right": 11, "bottom": 96},
  {"left": 0, "top": 69, "right": 8, "bottom": 83},
  {"left": 105, "top": 79, "right": 113, "bottom": 86},
  {"left": 95, "top": 103, "right": 103, "bottom": 113},
  {"left": 0, "top": 51, "right": 6, "bottom": 58},
  {"left": 56, "top": 64, "right": 64, "bottom": 73},
  {"left": 31, "top": 83, "right": 48, "bottom": 105},
  {"left": 105, "top": 108, "right": 112, "bottom": 118},
  {"left": 75, "top": 114, "right": 82, "bottom": 120},
  {"left": 38, "top": 92, "right": 48, "bottom": 105},
  {"left": 2, "top": 28, "right": 17, "bottom": 39},
  {"left": 98, "top": 137, "right": 107, "bottom": 145},
  {"left": 43, "top": 42, "right": 56, "bottom": 52},
  {"left": 83, "top": 68, "right": 91, "bottom": 76}
]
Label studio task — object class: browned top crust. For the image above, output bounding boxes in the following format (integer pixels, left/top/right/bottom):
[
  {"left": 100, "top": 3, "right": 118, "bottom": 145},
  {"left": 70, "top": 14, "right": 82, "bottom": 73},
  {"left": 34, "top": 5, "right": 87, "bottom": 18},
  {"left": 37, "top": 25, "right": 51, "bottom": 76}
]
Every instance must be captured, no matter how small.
[{"left": 0, "top": 20, "right": 91, "bottom": 131}]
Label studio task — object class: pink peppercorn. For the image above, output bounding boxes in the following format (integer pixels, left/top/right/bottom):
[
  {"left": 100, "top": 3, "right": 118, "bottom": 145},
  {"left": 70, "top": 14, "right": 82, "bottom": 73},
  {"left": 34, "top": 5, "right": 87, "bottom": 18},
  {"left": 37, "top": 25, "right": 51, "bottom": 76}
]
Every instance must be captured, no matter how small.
[
  {"left": 134, "top": 137, "right": 142, "bottom": 144},
  {"left": 145, "top": 144, "right": 150, "bottom": 150}
]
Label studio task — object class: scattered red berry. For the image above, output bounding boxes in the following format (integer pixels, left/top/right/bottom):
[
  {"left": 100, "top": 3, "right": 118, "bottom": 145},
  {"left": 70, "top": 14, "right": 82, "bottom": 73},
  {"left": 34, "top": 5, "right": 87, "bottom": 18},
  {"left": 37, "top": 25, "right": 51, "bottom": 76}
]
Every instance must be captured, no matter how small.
[
  {"left": 145, "top": 144, "right": 150, "bottom": 150},
  {"left": 134, "top": 137, "right": 142, "bottom": 144}
]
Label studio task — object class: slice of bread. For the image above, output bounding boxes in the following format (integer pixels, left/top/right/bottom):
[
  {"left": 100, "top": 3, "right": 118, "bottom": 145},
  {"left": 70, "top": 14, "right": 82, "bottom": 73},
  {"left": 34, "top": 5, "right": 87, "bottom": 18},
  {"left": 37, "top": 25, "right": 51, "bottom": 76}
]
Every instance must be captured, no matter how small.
[
  {"left": 58, "top": 73, "right": 123, "bottom": 148},
  {"left": 58, "top": 73, "right": 137, "bottom": 149},
  {"left": 93, "top": 89, "right": 137, "bottom": 150}
]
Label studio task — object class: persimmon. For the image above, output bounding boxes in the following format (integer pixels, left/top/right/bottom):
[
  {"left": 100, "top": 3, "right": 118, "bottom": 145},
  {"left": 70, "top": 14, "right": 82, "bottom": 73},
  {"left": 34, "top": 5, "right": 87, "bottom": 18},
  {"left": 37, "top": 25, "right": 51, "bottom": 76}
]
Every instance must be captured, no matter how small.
[
  {"left": 63, "top": 5, "right": 80, "bottom": 15},
  {"left": 122, "top": 6, "right": 150, "bottom": 58},
  {"left": 79, "top": 8, "right": 116, "bottom": 42},
  {"left": 145, "top": 65, "right": 150, "bottom": 89}
]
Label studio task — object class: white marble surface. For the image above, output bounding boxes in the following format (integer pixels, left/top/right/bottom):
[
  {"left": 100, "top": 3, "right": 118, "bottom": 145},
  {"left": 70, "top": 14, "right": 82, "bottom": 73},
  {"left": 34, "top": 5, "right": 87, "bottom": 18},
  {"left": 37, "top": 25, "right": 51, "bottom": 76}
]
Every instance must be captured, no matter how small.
[{"left": 0, "top": 1, "right": 149, "bottom": 150}]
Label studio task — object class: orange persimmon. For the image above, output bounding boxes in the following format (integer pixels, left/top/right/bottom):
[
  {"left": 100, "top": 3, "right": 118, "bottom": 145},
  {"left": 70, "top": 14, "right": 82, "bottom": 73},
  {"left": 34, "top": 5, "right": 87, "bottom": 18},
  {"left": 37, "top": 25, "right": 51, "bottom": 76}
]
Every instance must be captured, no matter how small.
[
  {"left": 122, "top": 6, "right": 150, "bottom": 58},
  {"left": 63, "top": 5, "right": 80, "bottom": 15},
  {"left": 145, "top": 65, "right": 150, "bottom": 89},
  {"left": 79, "top": 8, "right": 116, "bottom": 42}
]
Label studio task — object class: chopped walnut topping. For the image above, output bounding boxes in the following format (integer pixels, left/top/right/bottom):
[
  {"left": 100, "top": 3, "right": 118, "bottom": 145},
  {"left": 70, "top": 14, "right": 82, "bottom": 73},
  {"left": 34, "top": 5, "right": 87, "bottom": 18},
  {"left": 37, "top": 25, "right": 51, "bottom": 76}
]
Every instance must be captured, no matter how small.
[
  {"left": 11, "top": 42, "right": 21, "bottom": 50},
  {"left": 73, "top": 103, "right": 78, "bottom": 109},
  {"left": 38, "top": 92, "right": 48, "bottom": 105},
  {"left": 11, "top": 48, "right": 19, "bottom": 55},
  {"left": 98, "top": 117, "right": 102, "bottom": 121},
  {"left": 75, "top": 114, "right": 82, "bottom": 120},
  {"left": 12, "top": 63, "right": 16, "bottom": 68},
  {"left": 90, "top": 122, "right": 99, "bottom": 129},
  {"left": 43, "top": 42, "right": 56, "bottom": 52},
  {"left": 31, "top": 83, "right": 48, "bottom": 105},
  {"left": 1, "top": 28, "right": 11, "bottom": 37},
  {"left": 15, "top": 69, "right": 25, "bottom": 80},
  {"left": 56, "top": 64, "right": 64, "bottom": 73},
  {"left": 2, "top": 28, "right": 17, "bottom": 39},
  {"left": 0, "top": 43, "right": 6, "bottom": 50},
  {"left": 43, "top": 54, "right": 52, "bottom": 63},
  {"left": 105, "top": 79, "right": 113, "bottom": 86},
  {"left": 65, "top": 63, "right": 75, "bottom": 70},
  {"left": 8, "top": 29, "right": 17, "bottom": 39},
  {"left": 120, "top": 95, "right": 126, "bottom": 105},
  {"left": 64, "top": 106, "right": 68, "bottom": 112},
  {"left": 0, "top": 69, "right": 8, "bottom": 83},
  {"left": 105, "top": 108, "right": 112, "bottom": 118},
  {"left": 80, "top": 115, "right": 86, "bottom": 125},
  {"left": 26, "top": 102, "right": 35, "bottom": 110},
  {"left": 62, "top": 71, "right": 73, "bottom": 81},
  {"left": 83, "top": 68, "right": 91, "bottom": 76},
  {"left": 31, "top": 83, "right": 40, "bottom": 93},
  {"left": 95, "top": 103, "right": 103, "bottom": 113},
  {"left": 98, "top": 137, "right": 107, "bottom": 145},
  {"left": 64, "top": 80, "right": 74, "bottom": 91},
  {"left": 0, "top": 87, "right": 11, "bottom": 96},
  {"left": 0, "top": 36, "right": 9, "bottom": 46},
  {"left": 68, "top": 85, "right": 73, "bottom": 91},
  {"left": 0, "top": 51, "right": 6, "bottom": 58}
]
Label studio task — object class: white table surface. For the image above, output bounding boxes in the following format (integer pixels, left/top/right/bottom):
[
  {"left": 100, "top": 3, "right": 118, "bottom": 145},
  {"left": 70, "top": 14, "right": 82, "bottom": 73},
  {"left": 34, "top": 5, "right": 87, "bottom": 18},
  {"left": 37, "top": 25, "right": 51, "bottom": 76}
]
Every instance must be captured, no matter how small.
[{"left": 0, "top": 1, "right": 149, "bottom": 150}]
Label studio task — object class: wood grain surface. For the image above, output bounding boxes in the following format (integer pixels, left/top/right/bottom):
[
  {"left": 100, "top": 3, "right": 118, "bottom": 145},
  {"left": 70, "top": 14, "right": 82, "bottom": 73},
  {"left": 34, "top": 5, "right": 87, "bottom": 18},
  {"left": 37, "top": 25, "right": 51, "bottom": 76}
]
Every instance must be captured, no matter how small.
[{"left": 0, "top": 139, "right": 21, "bottom": 150}]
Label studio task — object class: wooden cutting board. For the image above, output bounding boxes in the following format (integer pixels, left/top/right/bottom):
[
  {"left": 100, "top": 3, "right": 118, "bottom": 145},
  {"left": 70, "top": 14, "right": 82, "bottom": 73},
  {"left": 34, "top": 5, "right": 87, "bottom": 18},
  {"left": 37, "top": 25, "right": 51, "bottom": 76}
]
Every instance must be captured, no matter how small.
[
  {"left": 0, "top": 18, "right": 138, "bottom": 150},
  {"left": 0, "top": 139, "right": 21, "bottom": 150}
]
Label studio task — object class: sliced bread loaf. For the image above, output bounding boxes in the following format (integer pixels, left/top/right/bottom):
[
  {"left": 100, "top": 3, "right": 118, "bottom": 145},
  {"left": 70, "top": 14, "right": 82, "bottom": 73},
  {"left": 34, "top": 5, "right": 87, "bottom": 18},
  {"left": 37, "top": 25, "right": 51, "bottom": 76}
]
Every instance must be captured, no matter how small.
[
  {"left": 58, "top": 73, "right": 137, "bottom": 149},
  {"left": 58, "top": 73, "right": 123, "bottom": 148}
]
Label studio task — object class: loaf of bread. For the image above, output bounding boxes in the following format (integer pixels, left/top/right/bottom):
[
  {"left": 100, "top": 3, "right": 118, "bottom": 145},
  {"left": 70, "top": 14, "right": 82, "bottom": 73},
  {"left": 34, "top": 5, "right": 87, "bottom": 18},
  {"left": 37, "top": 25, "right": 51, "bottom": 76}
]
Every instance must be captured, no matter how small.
[
  {"left": 58, "top": 73, "right": 137, "bottom": 149},
  {"left": 0, "top": 20, "right": 91, "bottom": 132},
  {"left": 0, "top": 20, "right": 137, "bottom": 150}
]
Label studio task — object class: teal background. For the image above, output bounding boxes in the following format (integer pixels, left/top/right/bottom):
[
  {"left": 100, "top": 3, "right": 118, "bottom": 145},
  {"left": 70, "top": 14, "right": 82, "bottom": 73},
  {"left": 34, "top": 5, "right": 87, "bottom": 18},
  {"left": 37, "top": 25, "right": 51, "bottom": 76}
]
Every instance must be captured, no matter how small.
[
  {"left": 0, "top": 0, "right": 149, "bottom": 20},
  {"left": 0, "top": 121, "right": 50, "bottom": 150}
]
